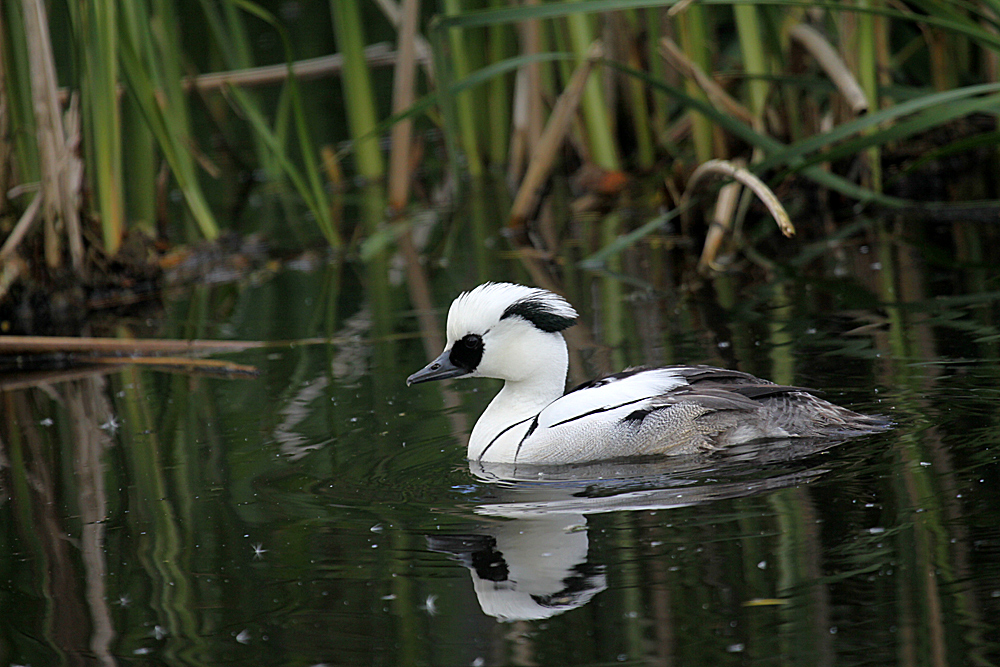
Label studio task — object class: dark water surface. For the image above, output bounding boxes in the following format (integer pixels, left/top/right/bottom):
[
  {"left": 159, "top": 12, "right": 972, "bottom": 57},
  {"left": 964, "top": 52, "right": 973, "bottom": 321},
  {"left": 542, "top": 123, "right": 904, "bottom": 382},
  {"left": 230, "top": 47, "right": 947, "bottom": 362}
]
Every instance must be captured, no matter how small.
[{"left": 3, "top": 210, "right": 1000, "bottom": 666}]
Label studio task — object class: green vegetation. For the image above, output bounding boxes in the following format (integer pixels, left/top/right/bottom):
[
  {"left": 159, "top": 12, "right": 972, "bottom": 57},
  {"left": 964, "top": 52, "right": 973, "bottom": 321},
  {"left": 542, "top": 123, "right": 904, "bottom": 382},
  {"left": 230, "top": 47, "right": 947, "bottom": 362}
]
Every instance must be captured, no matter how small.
[
  {"left": 3, "top": 0, "right": 1000, "bottom": 293},
  {"left": 4, "top": 4, "right": 1000, "bottom": 664}
]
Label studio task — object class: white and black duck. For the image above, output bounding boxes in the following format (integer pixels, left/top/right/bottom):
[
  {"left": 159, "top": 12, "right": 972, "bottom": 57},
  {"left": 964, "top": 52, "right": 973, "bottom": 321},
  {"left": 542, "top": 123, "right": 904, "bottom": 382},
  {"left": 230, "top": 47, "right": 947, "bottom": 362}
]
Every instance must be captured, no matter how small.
[{"left": 407, "top": 282, "right": 888, "bottom": 465}]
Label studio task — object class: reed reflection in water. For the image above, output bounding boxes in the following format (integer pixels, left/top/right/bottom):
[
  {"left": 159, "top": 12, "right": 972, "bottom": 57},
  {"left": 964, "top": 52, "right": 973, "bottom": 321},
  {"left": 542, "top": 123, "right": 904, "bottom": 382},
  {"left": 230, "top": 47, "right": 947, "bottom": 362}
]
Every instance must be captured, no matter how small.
[{"left": 2, "top": 202, "right": 1000, "bottom": 665}]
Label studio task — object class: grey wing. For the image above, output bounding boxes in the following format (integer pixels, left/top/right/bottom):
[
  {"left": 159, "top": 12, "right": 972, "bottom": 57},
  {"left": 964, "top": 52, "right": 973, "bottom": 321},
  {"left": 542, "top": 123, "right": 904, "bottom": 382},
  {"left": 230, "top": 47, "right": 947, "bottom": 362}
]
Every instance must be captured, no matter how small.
[
  {"left": 612, "top": 386, "right": 764, "bottom": 455},
  {"left": 623, "top": 369, "right": 886, "bottom": 453}
]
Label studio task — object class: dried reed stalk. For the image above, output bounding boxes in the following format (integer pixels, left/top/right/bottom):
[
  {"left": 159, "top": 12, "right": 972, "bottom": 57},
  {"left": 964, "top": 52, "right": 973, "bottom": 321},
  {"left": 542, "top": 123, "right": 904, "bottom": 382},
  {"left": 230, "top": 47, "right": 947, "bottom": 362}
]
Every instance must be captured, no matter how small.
[
  {"left": 0, "top": 335, "right": 359, "bottom": 356},
  {"left": 85, "top": 355, "right": 259, "bottom": 376},
  {"left": 185, "top": 44, "right": 421, "bottom": 91},
  {"left": 371, "top": 0, "right": 436, "bottom": 82},
  {"left": 388, "top": 0, "right": 421, "bottom": 212},
  {"left": 0, "top": 335, "right": 268, "bottom": 355},
  {"left": 659, "top": 36, "right": 754, "bottom": 126},
  {"left": 22, "top": 0, "right": 84, "bottom": 271},
  {"left": 698, "top": 170, "right": 744, "bottom": 272},
  {"left": 684, "top": 159, "right": 794, "bottom": 238},
  {"left": 789, "top": 23, "right": 869, "bottom": 115},
  {"left": 508, "top": 41, "right": 603, "bottom": 229},
  {"left": 0, "top": 193, "right": 43, "bottom": 263}
]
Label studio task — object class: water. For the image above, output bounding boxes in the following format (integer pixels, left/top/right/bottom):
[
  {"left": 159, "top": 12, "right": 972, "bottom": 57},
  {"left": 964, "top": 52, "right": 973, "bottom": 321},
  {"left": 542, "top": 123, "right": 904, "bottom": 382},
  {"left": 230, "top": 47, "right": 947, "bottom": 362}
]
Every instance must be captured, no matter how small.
[{"left": 2, "top": 210, "right": 1000, "bottom": 666}]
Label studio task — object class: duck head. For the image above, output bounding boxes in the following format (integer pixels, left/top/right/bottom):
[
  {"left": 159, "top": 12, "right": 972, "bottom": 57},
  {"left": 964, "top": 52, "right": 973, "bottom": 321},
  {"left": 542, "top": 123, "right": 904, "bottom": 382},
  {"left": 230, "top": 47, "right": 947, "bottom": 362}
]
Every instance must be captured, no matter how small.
[{"left": 407, "top": 282, "right": 578, "bottom": 386}]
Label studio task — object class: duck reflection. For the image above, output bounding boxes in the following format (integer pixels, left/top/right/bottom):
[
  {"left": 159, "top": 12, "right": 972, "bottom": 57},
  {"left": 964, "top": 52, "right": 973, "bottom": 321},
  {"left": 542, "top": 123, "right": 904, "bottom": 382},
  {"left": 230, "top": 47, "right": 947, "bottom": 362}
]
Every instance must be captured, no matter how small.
[
  {"left": 427, "top": 512, "right": 605, "bottom": 621},
  {"left": 430, "top": 436, "right": 860, "bottom": 622}
]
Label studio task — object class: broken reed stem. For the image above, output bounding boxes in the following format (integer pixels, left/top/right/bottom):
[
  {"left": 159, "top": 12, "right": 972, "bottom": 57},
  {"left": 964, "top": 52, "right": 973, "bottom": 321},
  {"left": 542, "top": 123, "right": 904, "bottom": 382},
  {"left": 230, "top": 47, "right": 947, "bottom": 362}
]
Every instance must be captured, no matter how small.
[
  {"left": 0, "top": 335, "right": 271, "bottom": 355},
  {"left": 508, "top": 41, "right": 603, "bottom": 228},
  {"left": 789, "top": 23, "right": 869, "bottom": 115},
  {"left": 0, "top": 335, "right": 367, "bottom": 356},
  {"left": 85, "top": 355, "right": 260, "bottom": 376},
  {"left": 189, "top": 45, "right": 419, "bottom": 91},
  {"left": 683, "top": 159, "right": 795, "bottom": 237},
  {"left": 54, "top": 45, "right": 420, "bottom": 104},
  {"left": 0, "top": 257, "right": 25, "bottom": 305},
  {"left": 660, "top": 36, "right": 754, "bottom": 126},
  {"left": 0, "top": 192, "right": 43, "bottom": 263}
]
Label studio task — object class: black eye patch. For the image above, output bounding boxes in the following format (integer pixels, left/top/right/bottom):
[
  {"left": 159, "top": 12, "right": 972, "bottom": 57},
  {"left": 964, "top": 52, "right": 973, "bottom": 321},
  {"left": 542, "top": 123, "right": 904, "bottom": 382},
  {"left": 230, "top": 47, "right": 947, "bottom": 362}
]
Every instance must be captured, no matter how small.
[{"left": 449, "top": 334, "right": 484, "bottom": 372}]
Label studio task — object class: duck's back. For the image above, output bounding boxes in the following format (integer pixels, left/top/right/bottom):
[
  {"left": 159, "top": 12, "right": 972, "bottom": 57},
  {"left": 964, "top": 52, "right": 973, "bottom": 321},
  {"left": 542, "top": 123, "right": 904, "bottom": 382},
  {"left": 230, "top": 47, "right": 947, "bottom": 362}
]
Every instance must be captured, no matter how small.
[{"left": 505, "top": 366, "right": 887, "bottom": 465}]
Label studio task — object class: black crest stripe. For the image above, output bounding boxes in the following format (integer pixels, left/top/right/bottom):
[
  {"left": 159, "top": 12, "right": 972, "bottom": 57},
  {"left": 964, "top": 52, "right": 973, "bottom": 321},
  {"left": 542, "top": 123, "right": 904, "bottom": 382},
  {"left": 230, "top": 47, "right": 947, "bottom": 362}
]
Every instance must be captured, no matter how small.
[{"left": 501, "top": 298, "right": 576, "bottom": 333}]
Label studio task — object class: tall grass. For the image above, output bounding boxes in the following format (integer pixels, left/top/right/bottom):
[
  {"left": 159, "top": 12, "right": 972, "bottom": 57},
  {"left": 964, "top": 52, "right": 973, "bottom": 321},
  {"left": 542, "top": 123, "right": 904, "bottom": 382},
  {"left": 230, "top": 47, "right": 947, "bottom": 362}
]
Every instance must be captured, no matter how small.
[
  {"left": 67, "top": 1, "right": 124, "bottom": 254},
  {"left": 1, "top": 0, "right": 337, "bottom": 283},
  {"left": 3, "top": 0, "right": 1000, "bottom": 293},
  {"left": 331, "top": 0, "right": 386, "bottom": 183},
  {"left": 428, "top": 0, "right": 1000, "bottom": 267}
]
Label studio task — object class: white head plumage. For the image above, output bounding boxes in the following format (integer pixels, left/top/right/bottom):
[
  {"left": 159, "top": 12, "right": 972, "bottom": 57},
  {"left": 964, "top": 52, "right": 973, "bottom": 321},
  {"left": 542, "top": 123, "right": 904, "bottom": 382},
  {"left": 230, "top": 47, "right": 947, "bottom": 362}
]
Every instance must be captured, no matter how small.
[{"left": 446, "top": 282, "right": 577, "bottom": 342}]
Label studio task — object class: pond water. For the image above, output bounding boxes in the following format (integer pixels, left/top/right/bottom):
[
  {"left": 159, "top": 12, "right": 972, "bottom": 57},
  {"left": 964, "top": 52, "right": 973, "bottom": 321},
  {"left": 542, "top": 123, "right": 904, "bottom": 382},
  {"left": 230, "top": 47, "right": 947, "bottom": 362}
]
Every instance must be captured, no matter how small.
[{"left": 2, "top": 203, "right": 1000, "bottom": 666}]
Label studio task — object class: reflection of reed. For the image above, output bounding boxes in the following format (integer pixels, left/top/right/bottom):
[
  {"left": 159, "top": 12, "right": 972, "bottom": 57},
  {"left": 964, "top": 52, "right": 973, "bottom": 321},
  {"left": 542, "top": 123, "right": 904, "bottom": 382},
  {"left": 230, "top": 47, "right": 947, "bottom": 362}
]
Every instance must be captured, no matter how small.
[
  {"left": 644, "top": 511, "right": 676, "bottom": 667},
  {"left": 0, "top": 390, "right": 102, "bottom": 664},
  {"left": 397, "top": 219, "right": 469, "bottom": 444},
  {"left": 874, "top": 220, "right": 979, "bottom": 662},
  {"left": 118, "top": 364, "right": 204, "bottom": 658},
  {"left": 772, "top": 488, "right": 832, "bottom": 666},
  {"left": 65, "top": 377, "right": 117, "bottom": 667}
]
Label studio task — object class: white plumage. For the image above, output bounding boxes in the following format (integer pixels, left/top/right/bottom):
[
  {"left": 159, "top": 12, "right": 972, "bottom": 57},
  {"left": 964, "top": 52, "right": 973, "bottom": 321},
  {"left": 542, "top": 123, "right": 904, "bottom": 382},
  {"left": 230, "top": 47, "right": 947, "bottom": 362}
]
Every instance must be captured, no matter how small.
[{"left": 408, "top": 282, "right": 887, "bottom": 464}]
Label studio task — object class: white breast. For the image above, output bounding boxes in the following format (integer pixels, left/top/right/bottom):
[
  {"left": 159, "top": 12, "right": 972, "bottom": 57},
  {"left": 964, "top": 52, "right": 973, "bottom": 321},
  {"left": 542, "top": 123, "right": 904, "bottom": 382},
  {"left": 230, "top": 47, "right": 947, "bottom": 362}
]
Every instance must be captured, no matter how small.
[{"left": 476, "top": 369, "right": 691, "bottom": 464}]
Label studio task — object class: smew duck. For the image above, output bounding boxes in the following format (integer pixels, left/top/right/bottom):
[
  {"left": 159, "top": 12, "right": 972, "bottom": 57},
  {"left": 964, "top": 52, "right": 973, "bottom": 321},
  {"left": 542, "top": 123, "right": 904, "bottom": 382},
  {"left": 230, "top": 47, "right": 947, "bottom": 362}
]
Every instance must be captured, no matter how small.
[{"left": 407, "top": 282, "right": 887, "bottom": 464}]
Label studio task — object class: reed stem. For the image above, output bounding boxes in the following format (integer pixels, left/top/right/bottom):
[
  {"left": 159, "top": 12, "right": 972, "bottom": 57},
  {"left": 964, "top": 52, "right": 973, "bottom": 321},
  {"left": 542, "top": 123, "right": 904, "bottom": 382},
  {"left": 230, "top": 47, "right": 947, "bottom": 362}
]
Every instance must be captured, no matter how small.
[
  {"left": 566, "top": 5, "right": 620, "bottom": 171},
  {"left": 487, "top": 2, "right": 512, "bottom": 166},
  {"left": 388, "top": 0, "right": 420, "bottom": 212},
  {"left": 70, "top": 1, "right": 124, "bottom": 253},
  {"left": 624, "top": 10, "right": 655, "bottom": 169},
  {"left": 331, "top": 0, "right": 386, "bottom": 181},
  {"left": 855, "top": 0, "right": 882, "bottom": 191},
  {"left": 441, "top": 0, "right": 483, "bottom": 177},
  {"left": 733, "top": 3, "right": 770, "bottom": 119},
  {"left": 675, "top": 4, "right": 714, "bottom": 162}
]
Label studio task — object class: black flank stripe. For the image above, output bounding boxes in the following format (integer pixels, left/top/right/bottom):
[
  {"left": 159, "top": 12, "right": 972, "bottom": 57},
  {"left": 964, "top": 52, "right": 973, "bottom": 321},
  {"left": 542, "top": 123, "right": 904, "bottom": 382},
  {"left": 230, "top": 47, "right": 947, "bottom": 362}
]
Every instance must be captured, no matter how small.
[
  {"left": 623, "top": 408, "right": 651, "bottom": 424},
  {"left": 548, "top": 397, "right": 650, "bottom": 428},
  {"left": 478, "top": 415, "right": 535, "bottom": 461},
  {"left": 513, "top": 416, "right": 540, "bottom": 462}
]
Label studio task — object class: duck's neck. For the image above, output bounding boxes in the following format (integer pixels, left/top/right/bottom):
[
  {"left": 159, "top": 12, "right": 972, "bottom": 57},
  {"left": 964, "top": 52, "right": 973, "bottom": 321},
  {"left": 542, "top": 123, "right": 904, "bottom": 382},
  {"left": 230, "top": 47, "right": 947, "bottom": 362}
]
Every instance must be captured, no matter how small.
[{"left": 467, "top": 335, "right": 568, "bottom": 460}]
